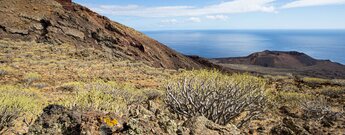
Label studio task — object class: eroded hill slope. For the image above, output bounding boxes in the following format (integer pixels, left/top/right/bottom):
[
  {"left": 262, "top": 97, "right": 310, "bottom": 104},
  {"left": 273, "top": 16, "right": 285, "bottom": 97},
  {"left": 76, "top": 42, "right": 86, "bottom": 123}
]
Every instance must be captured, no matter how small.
[{"left": 0, "top": 0, "right": 202, "bottom": 69}]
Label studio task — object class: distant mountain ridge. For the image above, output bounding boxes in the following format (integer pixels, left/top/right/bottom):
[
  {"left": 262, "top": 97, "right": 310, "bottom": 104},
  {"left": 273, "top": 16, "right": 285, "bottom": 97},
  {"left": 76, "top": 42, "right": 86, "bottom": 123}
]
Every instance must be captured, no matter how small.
[
  {"left": 215, "top": 50, "right": 321, "bottom": 68},
  {"left": 0, "top": 0, "right": 203, "bottom": 69},
  {"left": 213, "top": 50, "right": 345, "bottom": 79}
]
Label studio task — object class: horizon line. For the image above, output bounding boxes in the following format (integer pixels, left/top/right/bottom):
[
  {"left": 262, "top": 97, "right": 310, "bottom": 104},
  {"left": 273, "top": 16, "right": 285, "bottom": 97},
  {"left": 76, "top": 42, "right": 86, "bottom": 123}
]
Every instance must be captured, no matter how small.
[{"left": 141, "top": 28, "right": 345, "bottom": 32}]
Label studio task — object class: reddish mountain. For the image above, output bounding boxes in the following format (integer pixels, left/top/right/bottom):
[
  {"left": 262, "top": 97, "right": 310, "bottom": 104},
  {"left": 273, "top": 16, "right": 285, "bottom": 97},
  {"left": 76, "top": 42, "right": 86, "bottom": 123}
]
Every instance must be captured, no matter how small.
[
  {"left": 213, "top": 50, "right": 345, "bottom": 79},
  {"left": 0, "top": 0, "right": 203, "bottom": 69},
  {"left": 215, "top": 50, "right": 319, "bottom": 69}
]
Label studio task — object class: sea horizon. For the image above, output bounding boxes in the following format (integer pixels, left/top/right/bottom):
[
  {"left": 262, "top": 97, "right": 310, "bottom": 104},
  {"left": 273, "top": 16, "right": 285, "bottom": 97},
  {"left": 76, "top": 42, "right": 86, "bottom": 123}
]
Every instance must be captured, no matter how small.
[
  {"left": 144, "top": 29, "right": 345, "bottom": 64},
  {"left": 142, "top": 29, "right": 345, "bottom": 32}
]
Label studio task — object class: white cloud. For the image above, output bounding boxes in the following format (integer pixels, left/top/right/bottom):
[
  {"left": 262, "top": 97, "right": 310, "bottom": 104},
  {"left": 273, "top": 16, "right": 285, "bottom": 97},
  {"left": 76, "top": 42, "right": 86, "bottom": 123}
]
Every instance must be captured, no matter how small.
[
  {"left": 161, "top": 19, "right": 178, "bottom": 24},
  {"left": 188, "top": 17, "right": 201, "bottom": 23},
  {"left": 282, "top": 0, "right": 345, "bottom": 9},
  {"left": 91, "top": 0, "right": 276, "bottom": 17},
  {"left": 206, "top": 15, "right": 229, "bottom": 20}
]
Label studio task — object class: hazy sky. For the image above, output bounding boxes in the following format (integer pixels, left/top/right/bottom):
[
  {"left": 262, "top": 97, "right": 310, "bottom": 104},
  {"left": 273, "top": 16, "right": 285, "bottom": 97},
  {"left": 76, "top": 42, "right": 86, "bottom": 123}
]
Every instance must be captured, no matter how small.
[{"left": 74, "top": 0, "right": 345, "bottom": 30}]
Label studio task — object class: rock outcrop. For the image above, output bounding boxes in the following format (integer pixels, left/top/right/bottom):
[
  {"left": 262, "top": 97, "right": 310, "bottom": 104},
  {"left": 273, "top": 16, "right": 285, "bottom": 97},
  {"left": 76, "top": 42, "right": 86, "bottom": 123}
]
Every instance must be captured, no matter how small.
[{"left": 0, "top": 0, "right": 203, "bottom": 69}]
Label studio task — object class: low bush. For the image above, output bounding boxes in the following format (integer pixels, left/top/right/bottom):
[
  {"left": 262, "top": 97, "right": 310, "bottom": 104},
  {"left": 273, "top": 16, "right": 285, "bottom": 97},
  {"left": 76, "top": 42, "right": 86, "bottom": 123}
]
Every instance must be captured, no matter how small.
[
  {"left": 0, "top": 105, "right": 21, "bottom": 134},
  {"left": 165, "top": 70, "right": 267, "bottom": 127},
  {"left": 299, "top": 98, "right": 342, "bottom": 121},
  {"left": 61, "top": 81, "right": 146, "bottom": 113},
  {"left": 57, "top": 82, "right": 84, "bottom": 92},
  {"left": 319, "top": 87, "right": 345, "bottom": 98},
  {"left": 302, "top": 77, "right": 331, "bottom": 88},
  {"left": 143, "top": 89, "right": 163, "bottom": 101},
  {"left": 300, "top": 99, "right": 329, "bottom": 119},
  {"left": 0, "top": 66, "right": 15, "bottom": 76},
  {"left": 23, "top": 72, "right": 41, "bottom": 86},
  {"left": 0, "top": 85, "right": 44, "bottom": 133},
  {"left": 269, "top": 91, "right": 315, "bottom": 108},
  {"left": 331, "top": 79, "right": 345, "bottom": 86}
]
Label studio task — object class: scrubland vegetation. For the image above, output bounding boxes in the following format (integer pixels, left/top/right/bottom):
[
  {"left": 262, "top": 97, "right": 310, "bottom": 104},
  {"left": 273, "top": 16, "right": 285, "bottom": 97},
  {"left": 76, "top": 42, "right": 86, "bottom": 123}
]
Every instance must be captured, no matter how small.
[
  {"left": 0, "top": 40, "right": 344, "bottom": 134},
  {"left": 165, "top": 70, "right": 267, "bottom": 127},
  {"left": 0, "top": 40, "right": 173, "bottom": 133}
]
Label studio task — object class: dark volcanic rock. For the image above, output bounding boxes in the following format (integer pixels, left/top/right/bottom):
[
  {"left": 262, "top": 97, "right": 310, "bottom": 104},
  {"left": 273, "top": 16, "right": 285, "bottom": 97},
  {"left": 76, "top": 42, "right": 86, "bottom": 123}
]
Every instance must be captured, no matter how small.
[
  {"left": 28, "top": 105, "right": 82, "bottom": 135},
  {"left": 0, "top": 0, "right": 203, "bottom": 69}
]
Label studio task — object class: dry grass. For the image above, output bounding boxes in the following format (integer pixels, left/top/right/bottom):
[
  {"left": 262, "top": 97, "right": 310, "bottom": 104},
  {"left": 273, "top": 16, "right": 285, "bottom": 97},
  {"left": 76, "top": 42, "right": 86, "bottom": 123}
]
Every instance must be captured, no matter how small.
[
  {"left": 0, "top": 85, "right": 46, "bottom": 133},
  {"left": 59, "top": 80, "right": 148, "bottom": 114},
  {"left": 0, "top": 39, "right": 173, "bottom": 89}
]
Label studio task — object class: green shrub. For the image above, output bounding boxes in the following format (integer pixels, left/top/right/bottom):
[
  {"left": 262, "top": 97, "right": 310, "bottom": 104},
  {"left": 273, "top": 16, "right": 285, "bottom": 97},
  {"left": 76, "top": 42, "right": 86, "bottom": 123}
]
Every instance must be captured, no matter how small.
[
  {"left": 331, "top": 79, "right": 345, "bottom": 86},
  {"left": 0, "top": 66, "right": 15, "bottom": 76},
  {"left": 60, "top": 81, "right": 145, "bottom": 113},
  {"left": 143, "top": 89, "right": 163, "bottom": 101},
  {"left": 0, "top": 105, "right": 21, "bottom": 134},
  {"left": 303, "top": 77, "right": 330, "bottom": 84},
  {"left": 319, "top": 87, "right": 345, "bottom": 98},
  {"left": 58, "top": 82, "right": 85, "bottom": 92},
  {"left": 165, "top": 70, "right": 267, "bottom": 127},
  {"left": 0, "top": 85, "right": 43, "bottom": 115},
  {"left": 23, "top": 72, "right": 41, "bottom": 86},
  {"left": 302, "top": 77, "right": 331, "bottom": 88},
  {"left": 268, "top": 91, "right": 314, "bottom": 108},
  {"left": 299, "top": 97, "right": 341, "bottom": 120},
  {"left": 0, "top": 85, "right": 44, "bottom": 133}
]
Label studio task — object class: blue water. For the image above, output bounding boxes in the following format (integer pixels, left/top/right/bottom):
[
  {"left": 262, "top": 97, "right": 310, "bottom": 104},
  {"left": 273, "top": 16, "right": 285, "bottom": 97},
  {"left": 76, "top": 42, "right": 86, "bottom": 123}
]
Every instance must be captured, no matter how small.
[{"left": 144, "top": 30, "right": 345, "bottom": 64}]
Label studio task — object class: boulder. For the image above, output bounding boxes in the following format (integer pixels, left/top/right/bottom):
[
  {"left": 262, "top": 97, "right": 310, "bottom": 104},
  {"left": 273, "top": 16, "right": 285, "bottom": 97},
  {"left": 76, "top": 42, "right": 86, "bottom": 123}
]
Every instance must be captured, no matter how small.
[{"left": 28, "top": 105, "right": 82, "bottom": 135}]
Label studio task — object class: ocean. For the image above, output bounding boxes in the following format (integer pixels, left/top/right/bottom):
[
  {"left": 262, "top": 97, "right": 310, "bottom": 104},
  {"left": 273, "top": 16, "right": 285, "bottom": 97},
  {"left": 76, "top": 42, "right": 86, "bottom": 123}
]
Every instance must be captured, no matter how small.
[{"left": 144, "top": 30, "right": 345, "bottom": 64}]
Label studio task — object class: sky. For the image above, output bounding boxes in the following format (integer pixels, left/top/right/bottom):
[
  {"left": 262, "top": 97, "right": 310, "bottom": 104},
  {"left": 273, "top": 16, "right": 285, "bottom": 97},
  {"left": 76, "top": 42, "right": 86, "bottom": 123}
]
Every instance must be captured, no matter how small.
[{"left": 74, "top": 0, "right": 345, "bottom": 31}]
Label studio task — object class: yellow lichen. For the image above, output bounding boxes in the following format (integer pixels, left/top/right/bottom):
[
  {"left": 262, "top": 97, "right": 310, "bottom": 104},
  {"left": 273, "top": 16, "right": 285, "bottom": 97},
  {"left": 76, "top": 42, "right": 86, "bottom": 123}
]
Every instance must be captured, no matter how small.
[{"left": 102, "top": 117, "right": 118, "bottom": 127}]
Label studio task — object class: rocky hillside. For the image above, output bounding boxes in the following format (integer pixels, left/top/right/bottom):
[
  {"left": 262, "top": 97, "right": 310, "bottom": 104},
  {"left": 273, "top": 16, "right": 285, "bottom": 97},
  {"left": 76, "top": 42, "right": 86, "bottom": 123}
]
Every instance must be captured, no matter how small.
[
  {"left": 0, "top": 0, "right": 203, "bottom": 69},
  {"left": 213, "top": 50, "right": 345, "bottom": 78}
]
